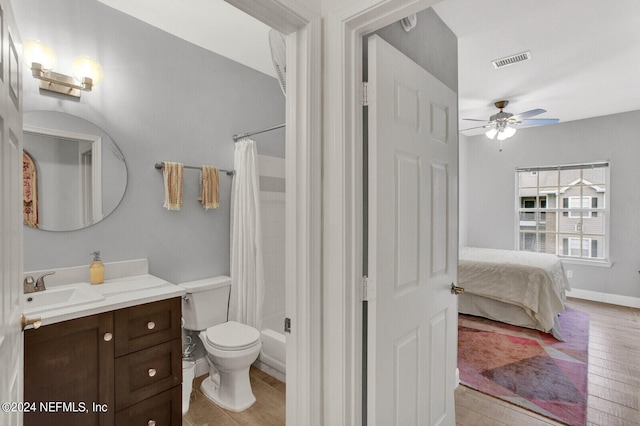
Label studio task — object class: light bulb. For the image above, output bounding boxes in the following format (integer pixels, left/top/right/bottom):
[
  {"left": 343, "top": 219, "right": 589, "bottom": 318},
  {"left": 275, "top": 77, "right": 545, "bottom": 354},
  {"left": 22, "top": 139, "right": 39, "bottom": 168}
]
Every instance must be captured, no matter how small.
[
  {"left": 24, "top": 39, "right": 57, "bottom": 70},
  {"left": 72, "top": 56, "right": 103, "bottom": 86}
]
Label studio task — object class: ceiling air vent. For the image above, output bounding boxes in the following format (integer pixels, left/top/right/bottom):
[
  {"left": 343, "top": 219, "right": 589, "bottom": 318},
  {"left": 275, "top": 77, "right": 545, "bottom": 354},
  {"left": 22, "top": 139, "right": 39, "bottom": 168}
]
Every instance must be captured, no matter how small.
[{"left": 491, "top": 50, "right": 532, "bottom": 69}]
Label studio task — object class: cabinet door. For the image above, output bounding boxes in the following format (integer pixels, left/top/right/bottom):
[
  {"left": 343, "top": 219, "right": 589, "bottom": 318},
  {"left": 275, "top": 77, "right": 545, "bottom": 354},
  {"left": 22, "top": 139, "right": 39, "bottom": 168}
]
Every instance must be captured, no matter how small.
[{"left": 24, "top": 312, "right": 114, "bottom": 426}]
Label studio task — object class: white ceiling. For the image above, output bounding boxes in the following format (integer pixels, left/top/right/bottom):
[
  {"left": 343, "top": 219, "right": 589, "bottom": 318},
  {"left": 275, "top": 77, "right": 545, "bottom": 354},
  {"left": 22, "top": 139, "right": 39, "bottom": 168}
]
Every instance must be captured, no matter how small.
[
  {"left": 97, "top": 0, "right": 276, "bottom": 78},
  {"left": 432, "top": 0, "right": 640, "bottom": 135},
  {"left": 99, "top": 0, "right": 640, "bottom": 136}
]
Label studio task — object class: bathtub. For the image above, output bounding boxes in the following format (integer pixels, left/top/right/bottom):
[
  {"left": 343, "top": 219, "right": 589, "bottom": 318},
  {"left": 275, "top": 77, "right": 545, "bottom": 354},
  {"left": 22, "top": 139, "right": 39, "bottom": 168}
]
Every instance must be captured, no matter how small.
[{"left": 255, "top": 312, "right": 286, "bottom": 381}]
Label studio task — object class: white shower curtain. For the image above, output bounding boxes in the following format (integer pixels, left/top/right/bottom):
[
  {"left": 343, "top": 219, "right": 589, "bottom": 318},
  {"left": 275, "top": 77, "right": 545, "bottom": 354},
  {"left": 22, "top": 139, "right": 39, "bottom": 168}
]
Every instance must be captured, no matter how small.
[{"left": 229, "top": 139, "right": 265, "bottom": 330}]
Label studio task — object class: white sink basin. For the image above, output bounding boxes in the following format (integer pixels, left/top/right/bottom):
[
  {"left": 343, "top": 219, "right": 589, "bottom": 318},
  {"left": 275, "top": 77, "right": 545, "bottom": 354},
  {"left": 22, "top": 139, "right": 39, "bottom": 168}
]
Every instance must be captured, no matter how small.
[{"left": 23, "top": 283, "right": 106, "bottom": 314}]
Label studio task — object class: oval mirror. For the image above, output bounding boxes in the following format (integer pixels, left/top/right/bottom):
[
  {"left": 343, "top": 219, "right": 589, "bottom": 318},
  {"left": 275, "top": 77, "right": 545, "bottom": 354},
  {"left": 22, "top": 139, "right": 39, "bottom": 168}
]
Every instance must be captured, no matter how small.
[{"left": 23, "top": 111, "right": 127, "bottom": 231}]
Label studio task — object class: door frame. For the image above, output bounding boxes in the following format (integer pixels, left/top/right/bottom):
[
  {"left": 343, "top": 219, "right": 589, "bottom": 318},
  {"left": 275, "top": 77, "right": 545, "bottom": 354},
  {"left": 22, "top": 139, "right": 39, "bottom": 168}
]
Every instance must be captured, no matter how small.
[
  {"left": 224, "top": 1, "right": 322, "bottom": 425},
  {"left": 323, "top": 1, "right": 444, "bottom": 424}
]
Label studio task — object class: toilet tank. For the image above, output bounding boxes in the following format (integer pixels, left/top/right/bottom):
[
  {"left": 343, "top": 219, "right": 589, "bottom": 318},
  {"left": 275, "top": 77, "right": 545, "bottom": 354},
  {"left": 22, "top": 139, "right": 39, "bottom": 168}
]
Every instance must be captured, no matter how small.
[{"left": 178, "top": 276, "right": 231, "bottom": 331}]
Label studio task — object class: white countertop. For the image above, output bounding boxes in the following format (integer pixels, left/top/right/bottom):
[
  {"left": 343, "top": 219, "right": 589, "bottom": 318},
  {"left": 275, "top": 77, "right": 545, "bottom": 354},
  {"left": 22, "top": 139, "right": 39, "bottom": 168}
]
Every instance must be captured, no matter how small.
[{"left": 23, "top": 274, "right": 186, "bottom": 328}]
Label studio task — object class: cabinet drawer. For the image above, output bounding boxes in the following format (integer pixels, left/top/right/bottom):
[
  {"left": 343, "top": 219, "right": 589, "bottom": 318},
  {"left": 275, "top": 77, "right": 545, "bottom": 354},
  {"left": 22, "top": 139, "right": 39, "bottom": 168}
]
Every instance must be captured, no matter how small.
[
  {"left": 115, "top": 339, "right": 182, "bottom": 411},
  {"left": 115, "top": 298, "right": 181, "bottom": 356},
  {"left": 115, "top": 386, "right": 181, "bottom": 426}
]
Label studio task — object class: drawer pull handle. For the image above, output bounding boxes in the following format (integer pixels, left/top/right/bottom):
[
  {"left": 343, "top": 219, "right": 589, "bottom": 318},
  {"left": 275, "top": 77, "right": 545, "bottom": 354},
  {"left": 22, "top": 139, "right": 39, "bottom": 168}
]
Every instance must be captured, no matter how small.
[
  {"left": 148, "top": 368, "right": 157, "bottom": 377},
  {"left": 148, "top": 421, "right": 156, "bottom": 426},
  {"left": 147, "top": 321, "right": 156, "bottom": 330},
  {"left": 103, "top": 333, "right": 113, "bottom": 342}
]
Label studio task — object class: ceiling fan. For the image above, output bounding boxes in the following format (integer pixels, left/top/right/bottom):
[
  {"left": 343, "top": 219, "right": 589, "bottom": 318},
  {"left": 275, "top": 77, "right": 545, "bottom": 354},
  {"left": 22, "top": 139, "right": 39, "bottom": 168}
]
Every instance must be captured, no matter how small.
[{"left": 462, "top": 100, "right": 559, "bottom": 150}]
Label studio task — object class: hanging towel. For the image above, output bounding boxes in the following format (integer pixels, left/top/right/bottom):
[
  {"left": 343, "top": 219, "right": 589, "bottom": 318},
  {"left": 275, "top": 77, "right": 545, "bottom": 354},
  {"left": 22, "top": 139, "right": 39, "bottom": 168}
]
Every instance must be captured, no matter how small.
[
  {"left": 198, "top": 165, "right": 220, "bottom": 210},
  {"left": 163, "top": 161, "right": 183, "bottom": 210}
]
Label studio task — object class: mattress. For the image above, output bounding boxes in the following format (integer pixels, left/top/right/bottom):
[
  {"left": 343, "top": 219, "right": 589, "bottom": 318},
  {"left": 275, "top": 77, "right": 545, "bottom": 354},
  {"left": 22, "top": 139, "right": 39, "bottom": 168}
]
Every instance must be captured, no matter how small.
[{"left": 458, "top": 247, "right": 570, "bottom": 334}]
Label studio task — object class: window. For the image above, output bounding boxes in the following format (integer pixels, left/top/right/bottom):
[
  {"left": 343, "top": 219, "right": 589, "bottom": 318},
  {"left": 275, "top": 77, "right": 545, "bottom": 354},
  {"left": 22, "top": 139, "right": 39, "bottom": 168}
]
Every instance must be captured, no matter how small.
[
  {"left": 516, "top": 162, "right": 609, "bottom": 262},
  {"left": 568, "top": 196, "right": 592, "bottom": 218},
  {"left": 565, "top": 237, "right": 591, "bottom": 257}
]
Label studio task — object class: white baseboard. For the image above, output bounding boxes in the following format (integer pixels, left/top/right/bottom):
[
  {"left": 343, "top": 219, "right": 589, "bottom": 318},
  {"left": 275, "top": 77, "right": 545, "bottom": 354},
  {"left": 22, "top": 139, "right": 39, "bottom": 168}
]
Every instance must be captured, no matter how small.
[
  {"left": 568, "top": 288, "right": 640, "bottom": 309},
  {"left": 455, "top": 368, "right": 460, "bottom": 388},
  {"left": 254, "top": 359, "right": 286, "bottom": 383}
]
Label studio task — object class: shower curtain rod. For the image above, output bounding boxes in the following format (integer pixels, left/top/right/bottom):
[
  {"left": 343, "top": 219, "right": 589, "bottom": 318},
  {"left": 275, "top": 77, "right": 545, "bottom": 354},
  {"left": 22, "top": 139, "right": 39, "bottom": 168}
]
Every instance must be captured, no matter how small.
[
  {"left": 154, "top": 162, "right": 235, "bottom": 176},
  {"left": 232, "top": 123, "right": 285, "bottom": 142}
]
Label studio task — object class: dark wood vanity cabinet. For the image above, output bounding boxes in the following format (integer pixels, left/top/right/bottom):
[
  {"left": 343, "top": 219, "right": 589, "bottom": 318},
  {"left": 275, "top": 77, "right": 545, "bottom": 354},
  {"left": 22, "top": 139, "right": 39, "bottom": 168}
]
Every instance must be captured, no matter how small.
[
  {"left": 24, "top": 311, "right": 115, "bottom": 426},
  {"left": 24, "top": 297, "right": 182, "bottom": 426}
]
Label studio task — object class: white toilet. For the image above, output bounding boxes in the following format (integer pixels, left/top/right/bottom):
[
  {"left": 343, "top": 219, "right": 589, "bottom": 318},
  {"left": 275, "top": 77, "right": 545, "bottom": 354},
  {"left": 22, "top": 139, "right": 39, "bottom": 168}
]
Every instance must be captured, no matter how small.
[{"left": 179, "top": 276, "right": 262, "bottom": 412}]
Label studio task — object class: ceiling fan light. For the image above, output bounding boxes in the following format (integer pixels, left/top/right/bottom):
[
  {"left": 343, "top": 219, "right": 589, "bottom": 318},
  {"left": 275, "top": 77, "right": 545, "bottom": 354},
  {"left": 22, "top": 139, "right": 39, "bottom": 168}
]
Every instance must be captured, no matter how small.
[
  {"left": 503, "top": 126, "right": 517, "bottom": 138},
  {"left": 485, "top": 128, "right": 498, "bottom": 139},
  {"left": 497, "top": 130, "right": 509, "bottom": 141}
]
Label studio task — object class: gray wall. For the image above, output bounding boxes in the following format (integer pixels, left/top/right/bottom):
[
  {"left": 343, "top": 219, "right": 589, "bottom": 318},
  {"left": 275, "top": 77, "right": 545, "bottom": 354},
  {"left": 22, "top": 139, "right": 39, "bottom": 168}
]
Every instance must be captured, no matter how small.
[
  {"left": 461, "top": 110, "right": 640, "bottom": 299},
  {"left": 17, "top": 0, "right": 285, "bottom": 283},
  {"left": 366, "top": 8, "right": 458, "bottom": 93}
]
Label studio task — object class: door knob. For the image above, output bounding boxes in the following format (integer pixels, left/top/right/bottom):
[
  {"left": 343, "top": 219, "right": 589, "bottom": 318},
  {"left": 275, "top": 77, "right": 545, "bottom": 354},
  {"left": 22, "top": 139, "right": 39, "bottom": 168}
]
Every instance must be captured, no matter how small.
[
  {"left": 21, "top": 314, "right": 42, "bottom": 331},
  {"left": 450, "top": 283, "right": 464, "bottom": 295}
]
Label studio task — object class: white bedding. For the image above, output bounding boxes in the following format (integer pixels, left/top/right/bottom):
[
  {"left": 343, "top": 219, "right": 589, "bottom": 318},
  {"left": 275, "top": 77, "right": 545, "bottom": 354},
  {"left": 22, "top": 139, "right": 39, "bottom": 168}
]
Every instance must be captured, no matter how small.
[{"left": 458, "top": 247, "right": 570, "bottom": 333}]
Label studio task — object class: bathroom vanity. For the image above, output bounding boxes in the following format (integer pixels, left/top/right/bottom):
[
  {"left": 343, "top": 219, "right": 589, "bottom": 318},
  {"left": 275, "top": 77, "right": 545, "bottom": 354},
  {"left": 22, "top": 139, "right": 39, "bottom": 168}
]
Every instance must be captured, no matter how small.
[{"left": 22, "top": 272, "right": 185, "bottom": 426}]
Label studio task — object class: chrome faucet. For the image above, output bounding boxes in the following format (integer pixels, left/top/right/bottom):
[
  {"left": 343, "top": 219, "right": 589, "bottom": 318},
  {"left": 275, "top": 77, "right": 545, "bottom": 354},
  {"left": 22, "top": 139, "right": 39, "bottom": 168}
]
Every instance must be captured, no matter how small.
[{"left": 34, "top": 271, "right": 55, "bottom": 292}]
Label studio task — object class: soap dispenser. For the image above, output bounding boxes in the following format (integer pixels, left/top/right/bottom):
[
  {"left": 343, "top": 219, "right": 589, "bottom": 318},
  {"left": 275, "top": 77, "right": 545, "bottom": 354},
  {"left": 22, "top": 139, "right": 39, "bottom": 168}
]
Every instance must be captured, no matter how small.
[{"left": 89, "top": 251, "right": 105, "bottom": 284}]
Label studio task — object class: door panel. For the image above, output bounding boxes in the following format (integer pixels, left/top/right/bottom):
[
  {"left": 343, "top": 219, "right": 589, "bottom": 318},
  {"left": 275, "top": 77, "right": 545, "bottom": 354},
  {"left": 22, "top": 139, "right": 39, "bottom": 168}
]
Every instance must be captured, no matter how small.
[
  {"left": 0, "top": 0, "right": 23, "bottom": 425},
  {"left": 367, "top": 35, "right": 458, "bottom": 426}
]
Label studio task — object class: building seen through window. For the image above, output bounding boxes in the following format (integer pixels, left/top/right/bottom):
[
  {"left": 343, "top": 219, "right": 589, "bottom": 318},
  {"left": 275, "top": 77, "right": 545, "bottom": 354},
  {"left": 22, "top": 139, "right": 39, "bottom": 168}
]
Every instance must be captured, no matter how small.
[{"left": 516, "top": 162, "right": 608, "bottom": 261}]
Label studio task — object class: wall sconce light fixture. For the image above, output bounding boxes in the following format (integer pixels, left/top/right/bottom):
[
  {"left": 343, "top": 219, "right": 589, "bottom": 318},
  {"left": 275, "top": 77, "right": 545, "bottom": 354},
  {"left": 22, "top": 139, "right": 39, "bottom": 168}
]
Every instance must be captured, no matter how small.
[{"left": 24, "top": 39, "right": 103, "bottom": 98}]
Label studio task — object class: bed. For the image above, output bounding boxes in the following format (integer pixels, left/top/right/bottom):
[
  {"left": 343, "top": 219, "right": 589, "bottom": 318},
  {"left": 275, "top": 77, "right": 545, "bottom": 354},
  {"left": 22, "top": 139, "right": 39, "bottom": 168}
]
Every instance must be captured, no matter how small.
[{"left": 458, "top": 247, "right": 571, "bottom": 339}]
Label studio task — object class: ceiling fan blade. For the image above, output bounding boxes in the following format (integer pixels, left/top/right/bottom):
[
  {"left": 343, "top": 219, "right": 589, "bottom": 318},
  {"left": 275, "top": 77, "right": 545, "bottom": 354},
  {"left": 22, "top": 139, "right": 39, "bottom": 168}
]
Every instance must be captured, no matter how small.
[
  {"left": 515, "top": 118, "right": 560, "bottom": 127},
  {"left": 462, "top": 118, "right": 491, "bottom": 122},
  {"left": 461, "top": 124, "right": 492, "bottom": 131},
  {"left": 510, "top": 108, "right": 546, "bottom": 121}
]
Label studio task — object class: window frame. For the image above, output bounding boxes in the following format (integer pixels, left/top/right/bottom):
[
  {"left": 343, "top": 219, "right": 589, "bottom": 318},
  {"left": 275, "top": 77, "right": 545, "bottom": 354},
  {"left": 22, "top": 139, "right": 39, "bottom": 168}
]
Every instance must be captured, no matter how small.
[{"left": 515, "top": 161, "right": 611, "bottom": 266}]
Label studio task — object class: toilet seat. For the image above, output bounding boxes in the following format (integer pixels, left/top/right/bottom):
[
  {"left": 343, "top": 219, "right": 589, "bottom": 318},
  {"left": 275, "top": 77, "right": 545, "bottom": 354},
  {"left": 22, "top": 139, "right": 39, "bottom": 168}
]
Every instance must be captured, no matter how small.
[{"left": 205, "top": 320, "right": 260, "bottom": 351}]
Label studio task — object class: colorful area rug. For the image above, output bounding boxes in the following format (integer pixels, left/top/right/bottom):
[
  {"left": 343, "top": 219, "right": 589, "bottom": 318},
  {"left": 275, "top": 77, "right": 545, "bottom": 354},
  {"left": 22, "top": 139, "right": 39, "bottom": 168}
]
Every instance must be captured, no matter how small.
[{"left": 458, "top": 309, "right": 589, "bottom": 426}]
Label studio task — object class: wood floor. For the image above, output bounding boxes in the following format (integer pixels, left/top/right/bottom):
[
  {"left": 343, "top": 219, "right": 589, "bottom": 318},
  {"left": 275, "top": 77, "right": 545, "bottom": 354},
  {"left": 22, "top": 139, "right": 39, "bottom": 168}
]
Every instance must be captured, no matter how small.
[
  {"left": 182, "top": 367, "right": 285, "bottom": 426},
  {"left": 182, "top": 298, "right": 638, "bottom": 425},
  {"left": 456, "top": 297, "right": 640, "bottom": 426}
]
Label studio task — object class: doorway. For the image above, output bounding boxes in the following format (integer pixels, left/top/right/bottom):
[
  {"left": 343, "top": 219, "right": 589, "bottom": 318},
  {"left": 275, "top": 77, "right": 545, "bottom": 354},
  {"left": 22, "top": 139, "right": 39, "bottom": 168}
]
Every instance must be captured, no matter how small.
[
  {"left": 9, "top": 1, "right": 320, "bottom": 426},
  {"left": 322, "top": 1, "right": 457, "bottom": 424}
]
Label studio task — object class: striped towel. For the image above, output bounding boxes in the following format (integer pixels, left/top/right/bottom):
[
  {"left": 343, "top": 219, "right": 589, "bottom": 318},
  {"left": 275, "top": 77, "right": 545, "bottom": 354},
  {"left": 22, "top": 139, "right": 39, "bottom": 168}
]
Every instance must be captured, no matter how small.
[
  {"left": 199, "top": 165, "right": 219, "bottom": 210},
  {"left": 163, "top": 162, "right": 183, "bottom": 210}
]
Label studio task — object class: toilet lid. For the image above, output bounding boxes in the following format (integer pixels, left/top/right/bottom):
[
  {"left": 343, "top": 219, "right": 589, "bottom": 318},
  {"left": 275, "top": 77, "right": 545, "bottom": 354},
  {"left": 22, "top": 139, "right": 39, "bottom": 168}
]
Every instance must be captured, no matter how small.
[{"left": 205, "top": 321, "right": 260, "bottom": 350}]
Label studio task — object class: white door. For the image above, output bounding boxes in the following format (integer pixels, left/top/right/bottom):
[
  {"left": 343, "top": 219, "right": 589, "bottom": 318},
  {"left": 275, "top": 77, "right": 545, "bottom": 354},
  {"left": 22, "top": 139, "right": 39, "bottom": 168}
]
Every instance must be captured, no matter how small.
[
  {"left": 367, "top": 35, "right": 458, "bottom": 426},
  {"left": 0, "top": 0, "right": 24, "bottom": 424}
]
